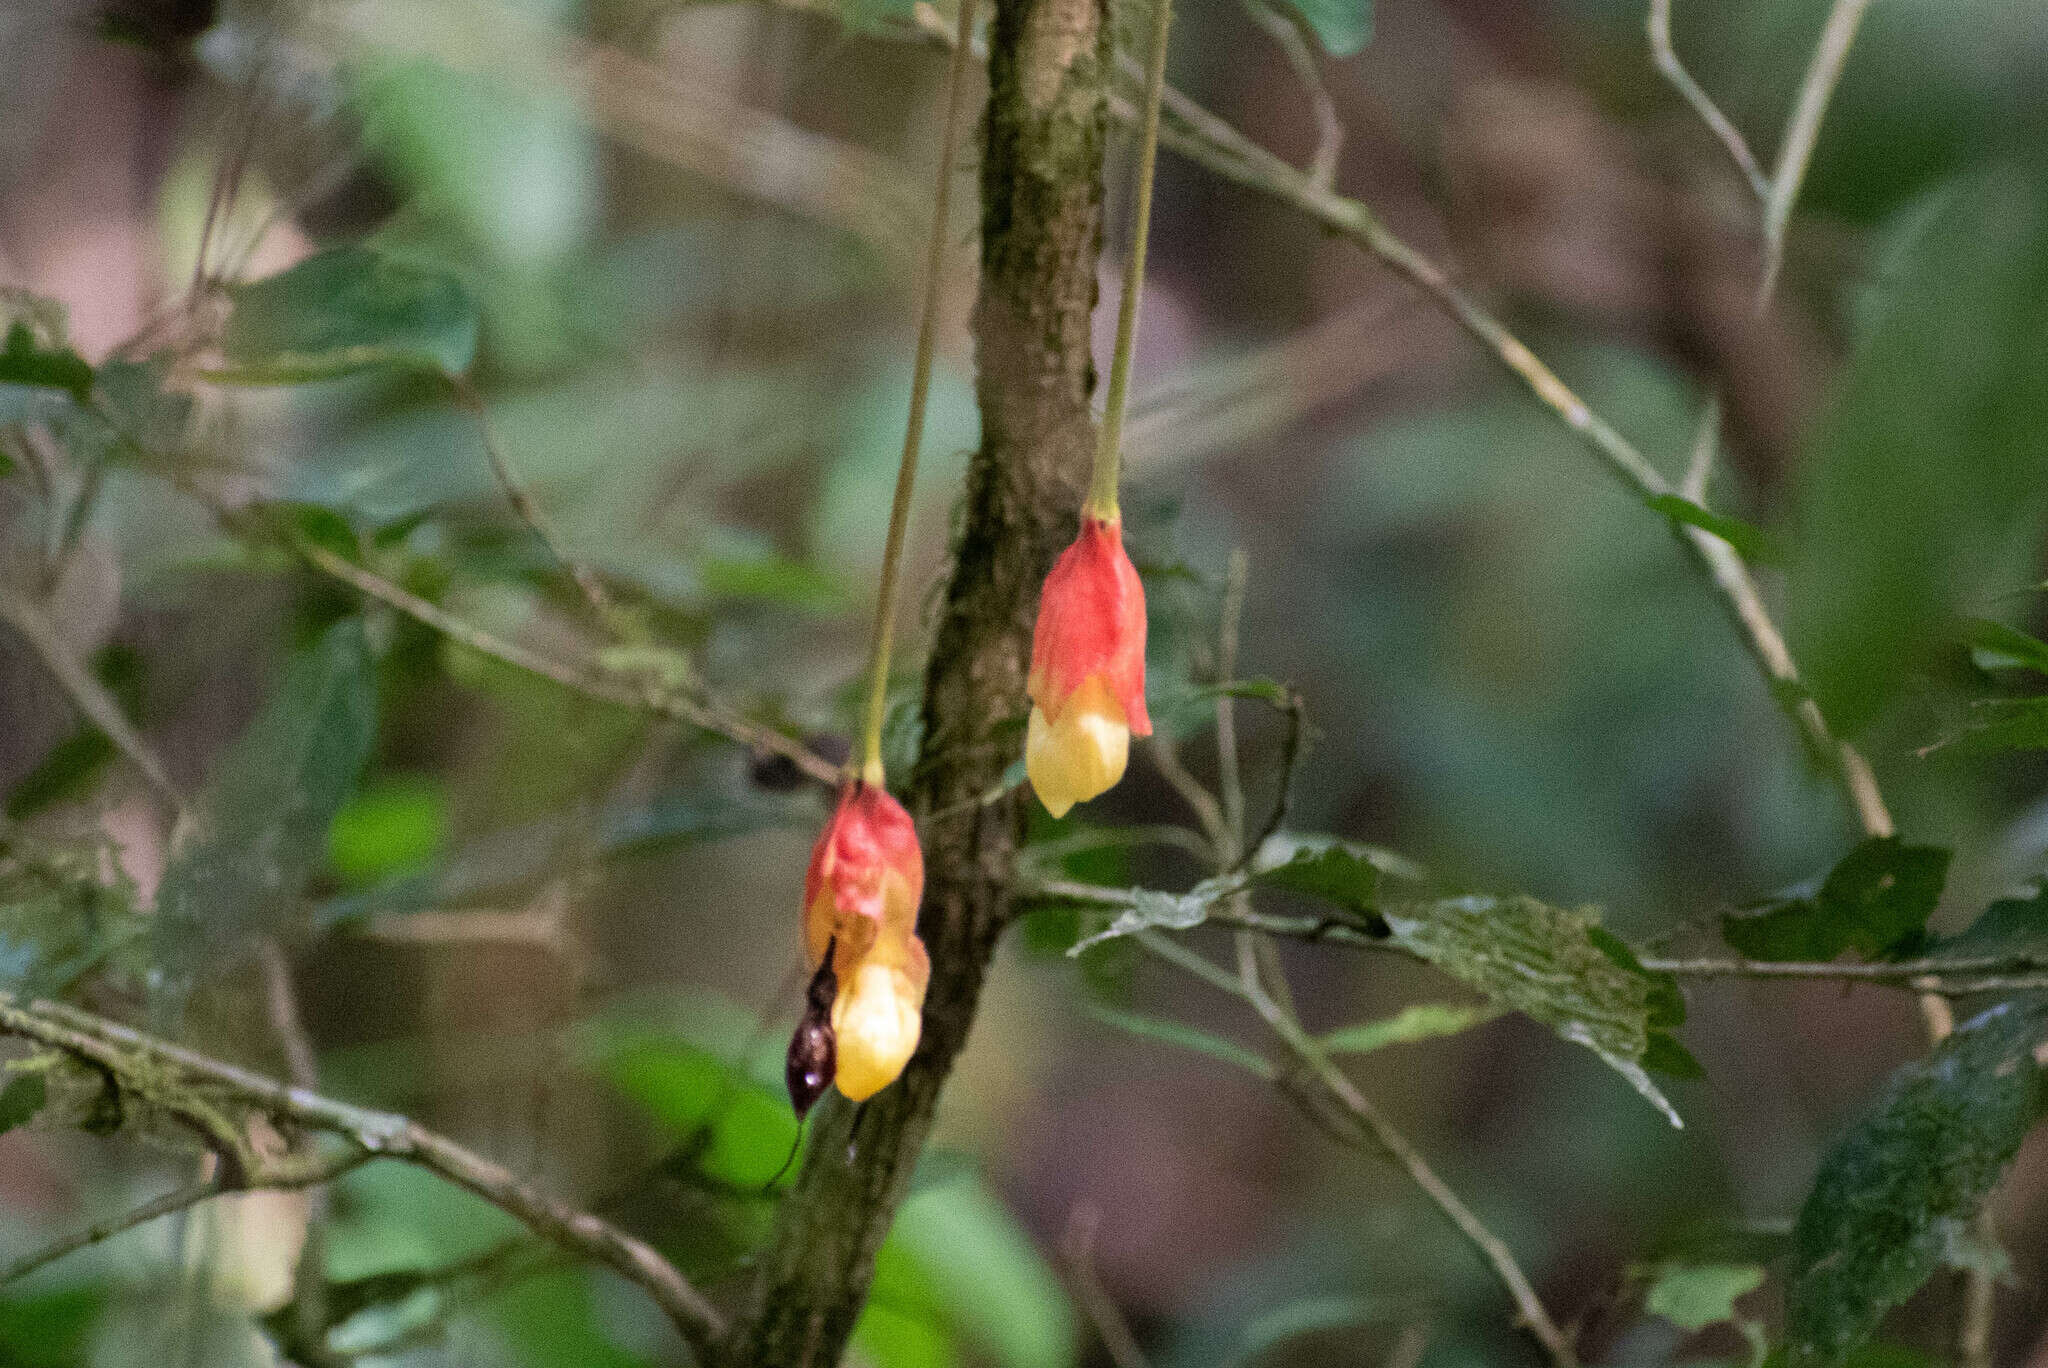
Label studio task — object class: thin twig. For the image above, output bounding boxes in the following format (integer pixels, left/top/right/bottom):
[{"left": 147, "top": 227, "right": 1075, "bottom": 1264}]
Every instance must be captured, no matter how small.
[
  {"left": 1148, "top": 738, "right": 1229, "bottom": 853},
  {"left": 0, "top": 1180, "right": 220, "bottom": 1285},
  {"left": 447, "top": 375, "right": 628, "bottom": 642},
  {"left": 1061, "top": 1203, "right": 1154, "bottom": 1368},
  {"left": 1757, "top": 0, "right": 1876, "bottom": 304},
  {"left": 1646, "top": 0, "right": 1768, "bottom": 201},
  {"left": 1241, "top": 0, "right": 1343, "bottom": 191},
  {"left": 0, "top": 583, "right": 185, "bottom": 813},
  {"left": 0, "top": 995, "right": 727, "bottom": 1357},
  {"left": 1215, "top": 550, "right": 1249, "bottom": 853}
]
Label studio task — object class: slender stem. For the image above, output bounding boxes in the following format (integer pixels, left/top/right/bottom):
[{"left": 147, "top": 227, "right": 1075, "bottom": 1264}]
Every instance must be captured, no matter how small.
[
  {"left": 1757, "top": 0, "right": 1876, "bottom": 305},
  {"left": 1647, "top": 0, "right": 1768, "bottom": 202},
  {"left": 858, "top": 0, "right": 981, "bottom": 786},
  {"left": 0, "top": 1180, "right": 221, "bottom": 1286},
  {"left": 1089, "top": 0, "right": 1175, "bottom": 518},
  {"left": 1242, "top": 0, "right": 1341, "bottom": 191}
]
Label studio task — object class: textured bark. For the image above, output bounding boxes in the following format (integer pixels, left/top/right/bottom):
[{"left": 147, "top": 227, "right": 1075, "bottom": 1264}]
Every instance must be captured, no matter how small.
[{"left": 716, "top": 1, "right": 1107, "bottom": 1363}]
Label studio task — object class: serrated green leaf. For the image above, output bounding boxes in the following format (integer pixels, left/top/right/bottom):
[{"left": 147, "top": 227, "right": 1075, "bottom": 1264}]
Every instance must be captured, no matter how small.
[
  {"left": 1645, "top": 1262, "right": 1766, "bottom": 1332},
  {"left": 1722, "top": 837, "right": 1949, "bottom": 962},
  {"left": 1382, "top": 895, "right": 1684, "bottom": 1126},
  {"left": 1649, "top": 494, "right": 1785, "bottom": 566},
  {"left": 154, "top": 620, "right": 378, "bottom": 983},
  {"left": 1271, "top": 0, "right": 1372, "bottom": 57},
  {"left": 1787, "top": 1000, "right": 2048, "bottom": 1365},
  {"left": 1318, "top": 1002, "right": 1495, "bottom": 1055},
  {"left": 1087, "top": 1004, "right": 1275, "bottom": 1078},
  {"left": 1963, "top": 618, "right": 2048, "bottom": 675},
  {"left": 215, "top": 247, "right": 478, "bottom": 382}
]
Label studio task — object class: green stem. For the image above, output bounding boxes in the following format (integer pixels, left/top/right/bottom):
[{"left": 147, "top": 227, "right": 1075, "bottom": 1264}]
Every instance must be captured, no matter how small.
[
  {"left": 1087, "top": 0, "right": 1175, "bottom": 520},
  {"left": 859, "top": 0, "right": 982, "bottom": 785}
]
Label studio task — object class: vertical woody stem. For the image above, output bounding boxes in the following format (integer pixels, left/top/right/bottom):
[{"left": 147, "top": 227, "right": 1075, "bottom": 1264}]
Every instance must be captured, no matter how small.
[{"left": 721, "top": 0, "right": 1109, "bottom": 1357}]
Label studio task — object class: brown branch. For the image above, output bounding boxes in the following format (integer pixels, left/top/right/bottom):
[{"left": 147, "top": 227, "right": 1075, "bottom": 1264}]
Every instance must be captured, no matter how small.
[
  {"left": 719, "top": 0, "right": 1108, "bottom": 1357},
  {"left": 0, "top": 994, "right": 726, "bottom": 1358}
]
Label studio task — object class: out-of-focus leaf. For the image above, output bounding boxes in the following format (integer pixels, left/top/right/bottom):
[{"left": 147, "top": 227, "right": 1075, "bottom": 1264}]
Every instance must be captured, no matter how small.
[
  {"left": 327, "top": 775, "right": 448, "bottom": 888},
  {"left": 1382, "top": 895, "right": 1685, "bottom": 1126},
  {"left": 1939, "top": 884, "right": 2048, "bottom": 960},
  {"left": 0, "top": 1284, "right": 101, "bottom": 1368},
  {"left": 6, "top": 643, "right": 145, "bottom": 820},
  {"left": 154, "top": 620, "right": 378, "bottom": 980},
  {"left": 215, "top": 246, "right": 478, "bottom": 381},
  {"left": 698, "top": 552, "right": 846, "bottom": 612},
  {"left": 1649, "top": 494, "right": 1785, "bottom": 566},
  {"left": 0, "top": 319, "right": 92, "bottom": 402},
  {"left": 1087, "top": 1005, "right": 1274, "bottom": 1078},
  {"left": 1273, "top": 0, "right": 1373, "bottom": 57},
  {"left": 1930, "top": 697, "right": 2048, "bottom": 756},
  {"left": 576, "top": 1025, "right": 798, "bottom": 1190},
  {"left": 1789, "top": 163, "right": 2048, "bottom": 736},
  {"left": 0, "top": 1073, "right": 48, "bottom": 1135},
  {"left": 1225, "top": 1293, "right": 1384, "bottom": 1366},
  {"left": 1963, "top": 618, "right": 2048, "bottom": 675},
  {"left": 1644, "top": 1262, "right": 1765, "bottom": 1332},
  {"left": 1318, "top": 1002, "right": 1495, "bottom": 1056},
  {"left": 886, "top": 1176, "right": 1076, "bottom": 1368},
  {"left": 1786, "top": 1000, "right": 2048, "bottom": 1365},
  {"left": 1069, "top": 887, "right": 1214, "bottom": 953},
  {"left": 1721, "top": 838, "right": 1949, "bottom": 962}
]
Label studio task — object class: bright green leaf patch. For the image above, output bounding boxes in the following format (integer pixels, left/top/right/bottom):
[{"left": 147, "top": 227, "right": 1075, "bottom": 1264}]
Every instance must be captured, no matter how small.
[
  {"left": 1963, "top": 617, "right": 2048, "bottom": 675},
  {"left": 1644, "top": 1262, "right": 1765, "bottom": 1332},
  {"left": 1382, "top": 895, "right": 1685, "bottom": 1126},
  {"left": 216, "top": 246, "right": 479, "bottom": 382},
  {"left": 1786, "top": 1000, "right": 2048, "bottom": 1365},
  {"left": 1721, "top": 837, "right": 1949, "bottom": 962}
]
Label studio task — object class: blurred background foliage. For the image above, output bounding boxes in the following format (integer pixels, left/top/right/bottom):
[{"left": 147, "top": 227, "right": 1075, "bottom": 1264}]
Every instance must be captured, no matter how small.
[{"left": 2, "top": 0, "right": 2048, "bottom": 1365}]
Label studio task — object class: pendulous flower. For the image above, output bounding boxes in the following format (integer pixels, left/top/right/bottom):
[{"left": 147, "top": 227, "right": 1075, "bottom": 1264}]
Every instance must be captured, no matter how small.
[
  {"left": 1026, "top": 514, "right": 1151, "bottom": 817},
  {"left": 795, "top": 780, "right": 929, "bottom": 1104}
]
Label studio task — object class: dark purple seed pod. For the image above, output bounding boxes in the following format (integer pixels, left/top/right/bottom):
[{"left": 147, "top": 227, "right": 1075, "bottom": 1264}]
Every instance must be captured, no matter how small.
[{"left": 785, "top": 1014, "right": 836, "bottom": 1118}]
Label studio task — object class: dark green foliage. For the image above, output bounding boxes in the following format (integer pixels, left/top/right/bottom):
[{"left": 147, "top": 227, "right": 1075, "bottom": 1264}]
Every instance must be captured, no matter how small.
[
  {"left": 153, "top": 620, "right": 378, "bottom": 983},
  {"left": 218, "top": 246, "right": 479, "bottom": 381},
  {"left": 0, "top": 321, "right": 92, "bottom": 403},
  {"left": 1251, "top": 840, "right": 1379, "bottom": 916},
  {"left": 1939, "top": 883, "right": 2048, "bottom": 960},
  {"left": 0, "top": 1073, "right": 48, "bottom": 1135},
  {"left": 1786, "top": 1001, "right": 2048, "bottom": 1364},
  {"left": 1789, "top": 162, "right": 2048, "bottom": 736},
  {"left": 1722, "top": 838, "right": 1949, "bottom": 962},
  {"left": 6, "top": 646, "right": 147, "bottom": 821},
  {"left": 0, "top": 1285, "right": 101, "bottom": 1368}
]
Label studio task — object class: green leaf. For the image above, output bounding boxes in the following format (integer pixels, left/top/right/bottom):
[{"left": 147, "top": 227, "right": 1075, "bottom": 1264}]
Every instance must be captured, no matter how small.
[
  {"left": 1933, "top": 697, "right": 2048, "bottom": 755},
  {"left": 0, "top": 319, "right": 92, "bottom": 403},
  {"left": 1789, "top": 163, "right": 2048, "bottom": 736},
  {"left": 0, "top": 1072, "right": 48, "bottom": 1135},
  {"left": 1722, "top": 838, "right": 1949, "bottom": 962},
  {"left": 6, "top": 646, "right": 147, "bottom": 820},
  {"left": 1963, "top": 617, "right": 2048, "bottom": 675},
  {"left": 154, "top": 620, "right": 378, "bottom": 982},
  {"left": 1786, "top": 1000, "right": 2048, "bottom": 1365},
  {"left": 1649, "top": 494, "right": 1785, "bottom": 566},
  {"left": 1318, "top": 1002, "right": 1495, "bottom": 1055},
  {"left": 1381, "top": 895, "right": 1685, "bottom": 1125},
  {"left": 1645, "top": 1262, "right": 1766, "bottom": 1332},
  {"left": 1226, "top": 1293, "right": 1385, "bottom": 1366},
  {"left": 327, "top": 776, "right": 449, "bottom": 888},
  {"left": 1250, "top": 837, "right": 1380, "bottom": 916},
  {"left": 1068, "top": 886, "right": 1214, "bottom": 953},
  {"left": 1940, "top": 883, "right": 2048, "bottom": 960},
  {"left": 1087, "top": 1005, "right": 1275, "bottom": 1078},
  {"left": 1271, "top": 0, "right": 1373, "bottom": 57},
  {"left": 885, "top": 1176, "right": 1076, "bottom": 1368},
  {"left": 215, "top": 246, "right": 479, "bottom": 382}
]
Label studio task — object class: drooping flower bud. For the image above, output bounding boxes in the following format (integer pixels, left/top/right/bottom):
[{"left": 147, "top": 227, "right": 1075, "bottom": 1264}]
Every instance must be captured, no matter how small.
[
  {"left": 1026, "top": 514, "right": 1151, "bottom": 817},
  {"left": 802, "top": 781, "right": 923, "bottom": 972},
  {"left": 797, "top": 781, "right": 929, "bottom": 1104},
  {"left": 831, "top": 937, "right": 930, "bottom": 1101}
]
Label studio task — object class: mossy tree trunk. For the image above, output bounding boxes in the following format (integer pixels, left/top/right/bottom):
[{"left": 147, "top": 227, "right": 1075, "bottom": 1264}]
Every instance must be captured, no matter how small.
[{"left": 717, "top": 1, "right": 1108, "bottom": 1363}]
